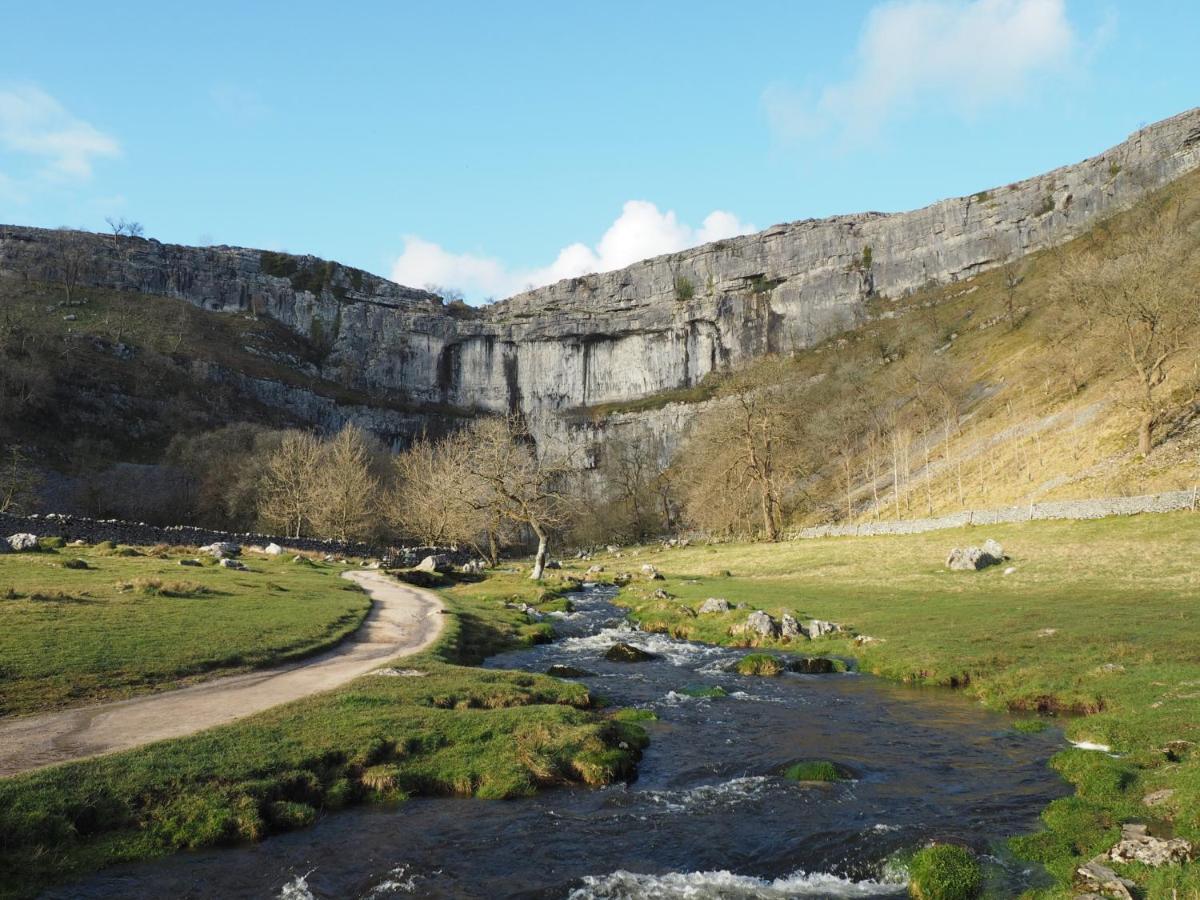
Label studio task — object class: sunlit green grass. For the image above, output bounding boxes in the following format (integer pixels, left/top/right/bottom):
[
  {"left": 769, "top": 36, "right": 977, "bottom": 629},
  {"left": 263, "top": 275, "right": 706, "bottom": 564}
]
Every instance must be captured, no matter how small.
[
  {"left": 0, "top": 567, "right": 643, "bottom": 899},
  {"left": 589, "top": 513, "right": 1200, "bottom": 898},
  {"left": 0, "top": 544, "right": 369, "bottom": 716}
]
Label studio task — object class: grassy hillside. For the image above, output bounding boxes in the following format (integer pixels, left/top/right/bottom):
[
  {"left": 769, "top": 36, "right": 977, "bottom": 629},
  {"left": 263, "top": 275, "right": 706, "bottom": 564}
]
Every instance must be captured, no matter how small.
[
  {"left": 585, "top": 513, "right": 1200, "bottom": 898},
  {"left": 580, "top": 169, "right": 1200, "bottom": 534},
  {"left": 0, "top": 275, "right": 462, "bottom": 473},
  {"left": 0, "top": 542, "right": 370, "bottom": 716}
]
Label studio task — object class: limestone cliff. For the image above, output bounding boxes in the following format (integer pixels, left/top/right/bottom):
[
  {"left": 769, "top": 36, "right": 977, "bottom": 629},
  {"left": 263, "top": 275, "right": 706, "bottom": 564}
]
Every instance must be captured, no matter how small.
[{"left": 2, "top": 107, "right": 1199, "bottom": 459}]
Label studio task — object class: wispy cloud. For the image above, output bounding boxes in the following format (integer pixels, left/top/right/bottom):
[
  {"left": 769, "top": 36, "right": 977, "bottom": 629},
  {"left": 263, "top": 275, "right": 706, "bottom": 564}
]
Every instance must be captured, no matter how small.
[
  {"left": 0, "top": 84, "right": 121, "bottom": 184},
  {"left": 764, "top": 0, "right": 1081, "bottom": 145},
  {"left": 391, "top": 200, "right": 755, "bottom": 300}
]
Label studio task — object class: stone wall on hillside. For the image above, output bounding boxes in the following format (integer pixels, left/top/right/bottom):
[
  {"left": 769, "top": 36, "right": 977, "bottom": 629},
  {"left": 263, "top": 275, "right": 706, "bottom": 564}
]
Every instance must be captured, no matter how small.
[
  {"left": 792, "top": 489, "right": 1200, "bottom": 540},
  {"left": 0, "top": 511, "right": 473, "bottom": 564}
]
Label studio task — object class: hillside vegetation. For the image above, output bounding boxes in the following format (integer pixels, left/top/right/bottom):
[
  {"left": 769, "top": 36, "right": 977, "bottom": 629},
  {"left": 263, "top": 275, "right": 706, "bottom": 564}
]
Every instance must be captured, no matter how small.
[{"left": 572, "top": 170, "right": 1200, "bottom": 545}]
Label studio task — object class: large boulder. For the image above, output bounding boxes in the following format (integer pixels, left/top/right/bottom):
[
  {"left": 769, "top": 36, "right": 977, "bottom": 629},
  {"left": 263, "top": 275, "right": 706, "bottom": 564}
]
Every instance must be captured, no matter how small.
[
  {"left": 218, "top": 558, "right": 247, "bottom": 570},
  {"left": 7, "top": 533, "right": 39, "bottom": 552},
  {"left": 585, "top": 564, "right": 606, "bottom": 576},
  {"left": 981, "top": 538, "right": 1006, "bottom": 560},
  {"left": 945, "top": 546, "right": 1000, "bottom": 571},
  {"left": 744, "top": 610, "right": 780, "bottom": 639},
  {"left": 604, "top": 642, "right": 656, "bottom": 663},
  {"left": 201, "top": 541, "right": 241, "bottom": 559},
  {"left": 699, "top": 597, "right": 731, "bottom": 614},
  {"left": 640, "top": 564, "right": 663, "bottom": 580},
  {"left": 264, "top": 542, "right": 284, "bottom": 556},
  {"left": 780, "top": 614, "right": 806, "bottom": 641},
  {"left": 415, "top": 554, "right": 452, "bottom": 574},
  {"left": 803, "top": 619, "right": 844, "bottom": 639}
]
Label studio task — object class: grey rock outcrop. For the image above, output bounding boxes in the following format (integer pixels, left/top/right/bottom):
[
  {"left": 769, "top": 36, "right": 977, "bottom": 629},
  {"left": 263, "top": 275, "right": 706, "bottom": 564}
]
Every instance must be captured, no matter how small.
[
  {"left": 743, "top": 610, "right": 780, "bottom": 639},
  {"left": 946, "top": 547, "right": 1001, "bottom": 571},
  {"left": 416, "top": 554, "right": 452, "bottom": 574},
  {"left": 6, "top": 533, "right": 39, "bottom": 552},
  {"left": 780, "top": 614, "right": 805, "bottom": 641},
  {"left": 698, "top": 597, "right": 731, "bottom": 614},
  {"left": 3, "top": 110, "right": 1199, "bottom": 469},
  {"left": 803, "top": 619, "right": 844, "bottom": 639},
  {"left": 1108, "top": 823, "right": 1192, "bottom": 867}
]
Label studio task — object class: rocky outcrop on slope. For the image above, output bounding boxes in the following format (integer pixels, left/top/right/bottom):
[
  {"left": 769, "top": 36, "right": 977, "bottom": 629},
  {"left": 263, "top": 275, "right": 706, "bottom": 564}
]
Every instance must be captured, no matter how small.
[{"left": 2, "top": 108, "right": 1199, "bottom": 458}]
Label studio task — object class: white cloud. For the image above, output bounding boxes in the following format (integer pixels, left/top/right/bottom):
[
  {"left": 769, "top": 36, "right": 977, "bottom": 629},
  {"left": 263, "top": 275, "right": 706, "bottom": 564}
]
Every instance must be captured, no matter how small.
[
  {"left": 390, "top": 200, "right": 755, "bottom": 300},
  {"left": 0, "top": 85, "right": 121, "bottom": 183},
  {"left": 764, "top": 0, "right": 1079, "bottom": 143}
]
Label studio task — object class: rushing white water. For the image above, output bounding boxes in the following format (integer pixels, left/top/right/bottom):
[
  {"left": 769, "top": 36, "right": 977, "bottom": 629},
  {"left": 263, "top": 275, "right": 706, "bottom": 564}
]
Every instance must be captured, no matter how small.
[{"left": 567, "top": 867, "right": 907, "bottom": 898}]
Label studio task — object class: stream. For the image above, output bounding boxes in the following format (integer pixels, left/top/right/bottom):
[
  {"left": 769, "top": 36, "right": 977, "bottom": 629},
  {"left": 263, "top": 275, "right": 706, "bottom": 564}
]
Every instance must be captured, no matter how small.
[{"left": 50, "top": 585, "right": 1070, "bottom": 898}]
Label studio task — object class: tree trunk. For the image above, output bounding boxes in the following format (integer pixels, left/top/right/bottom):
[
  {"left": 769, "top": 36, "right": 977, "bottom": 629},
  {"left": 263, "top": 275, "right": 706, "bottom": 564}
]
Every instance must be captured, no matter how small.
[
  {"left": 1138, "top": 414, "right": 1154, "bottom": 457},
  {"left": 529, "top": 523, "right": 548, "bottom": 580},
  {"left": 760, "top": 487, "right": 779, "bottom": 542},
  {"left": 486, "top": 529, "right": 499, "bottom": 567}
]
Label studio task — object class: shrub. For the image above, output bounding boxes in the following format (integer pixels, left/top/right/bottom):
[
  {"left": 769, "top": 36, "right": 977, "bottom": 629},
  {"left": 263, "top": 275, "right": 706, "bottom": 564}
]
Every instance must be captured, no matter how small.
[
  {"left": 907, "top": 845, "right": 982, "bottom": 900},
  {"left": 674, "top": 275, "right": 695, "bottom": 302},
  {"left": 736, "top": 653, "right": 785, "bottom": 676}
]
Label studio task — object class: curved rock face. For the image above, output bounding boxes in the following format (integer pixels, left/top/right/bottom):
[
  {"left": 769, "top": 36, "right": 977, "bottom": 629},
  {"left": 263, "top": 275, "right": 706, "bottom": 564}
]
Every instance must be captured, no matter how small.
[{"left": 2, "top": 108, "right": 1199, "bottom": 454}]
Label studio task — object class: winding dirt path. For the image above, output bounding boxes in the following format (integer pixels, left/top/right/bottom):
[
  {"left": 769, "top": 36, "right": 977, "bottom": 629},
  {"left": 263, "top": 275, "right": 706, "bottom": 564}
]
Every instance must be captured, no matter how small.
[{"left": 0, "top": 570, "right": 444, "bottom": 777}]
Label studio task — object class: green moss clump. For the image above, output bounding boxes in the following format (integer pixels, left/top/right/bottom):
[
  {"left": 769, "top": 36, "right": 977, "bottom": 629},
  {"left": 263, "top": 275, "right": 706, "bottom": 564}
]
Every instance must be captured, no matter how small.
[
  {"left": 736, "top": 653, "right": 784, "bottom": 676},
  {"left": 907, "top": 845, "right": 983, "bottom": 900},
  {"left": 678, "top": 685, "right": 728, "bottom": 699},
  {"left": 611, "top": 708, "right": 658, "bottom": 723},
  {"left": 782, "top": 760, "right": 844, "bottom": 782},
  {"left": 38, "top": 537, "right": 66, "bottom": 550},
  {"left": 788, "top": 656, "right": 848, "bottom": 674}
]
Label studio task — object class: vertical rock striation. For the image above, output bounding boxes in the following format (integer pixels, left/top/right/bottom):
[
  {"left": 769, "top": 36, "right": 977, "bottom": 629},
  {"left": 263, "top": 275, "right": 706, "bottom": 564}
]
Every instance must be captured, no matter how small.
[{"left": 2, "top": 107, "right": 1199, "bottom": 458}]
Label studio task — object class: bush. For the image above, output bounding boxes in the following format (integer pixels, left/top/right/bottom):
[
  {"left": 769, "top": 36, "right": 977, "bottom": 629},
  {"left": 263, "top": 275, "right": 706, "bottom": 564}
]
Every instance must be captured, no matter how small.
[
  {"left": 907, "top": 845, "right": 982, "bottom": 900},
  {"left": 674, "top": 275, "right": 695, "bottom": 302},
  {"left": 736, "top": 653, "right": 785, "bottom": 676}
]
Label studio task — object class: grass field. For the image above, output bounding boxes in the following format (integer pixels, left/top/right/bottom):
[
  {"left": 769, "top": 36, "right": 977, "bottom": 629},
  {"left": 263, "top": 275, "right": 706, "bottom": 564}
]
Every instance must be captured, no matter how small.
[
  {"left": 0, "top": 542, "right": 370, "bottom": 716},
  {"left": 0, "top": 565, "right": 644, "bottom": 899},
  {"left": 590, "top": 513, "right": 1200, "bottom": 898}
]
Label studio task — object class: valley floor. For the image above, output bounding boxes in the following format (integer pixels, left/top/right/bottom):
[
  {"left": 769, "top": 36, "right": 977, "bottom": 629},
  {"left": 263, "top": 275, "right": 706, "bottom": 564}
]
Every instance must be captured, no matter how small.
[
  {"left": 0, "top": 570, "right": 443, "bottom": 776},
  {"left": 596, "top": 512, "right": 1200, "bottom": 898}
]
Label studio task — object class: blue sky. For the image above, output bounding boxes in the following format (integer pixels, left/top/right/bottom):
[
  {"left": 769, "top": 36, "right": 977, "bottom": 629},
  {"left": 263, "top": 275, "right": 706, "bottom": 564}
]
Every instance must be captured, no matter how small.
[{"left": 0, "top": 1, "right": 1194, "bottom": 300}]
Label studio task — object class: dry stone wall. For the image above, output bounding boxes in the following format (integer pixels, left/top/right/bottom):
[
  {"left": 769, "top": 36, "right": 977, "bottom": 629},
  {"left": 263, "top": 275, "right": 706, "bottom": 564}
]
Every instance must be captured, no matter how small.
[{"left": 792, "top": 490, "right": 1200, "bottom": 540}]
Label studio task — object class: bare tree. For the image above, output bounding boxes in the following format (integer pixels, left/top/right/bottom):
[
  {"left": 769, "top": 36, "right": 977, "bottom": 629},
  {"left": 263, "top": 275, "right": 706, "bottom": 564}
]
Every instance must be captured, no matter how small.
[
  {"left": 460, "top": 416, "right": 574, "bottom": 580},
  {"left": 0, "top": 446, "right": 40, "bottom": 514},
  {"left": 1052, "top": 209, "right": 1199, "bottom": 456},
  {"left": 312, "top": 424, "right": 380, "bottom": 541},
  {"left": 105, "top": 217, "right": 144, "bottom": 244},
  {"left": 597, "top": 431, "right": 667, "bottom": 542},
  {"left": 392, "top": 431, "right": 482, "bottom": 546},
  {"left": 258, "top": 431, "right": 323, "bottom": 537},
  {"left": 53, "top": 229, "right": 89, "bottom": 304},
  {"left": 678, "top": 365, "right": 810, "bottom": 541}
]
